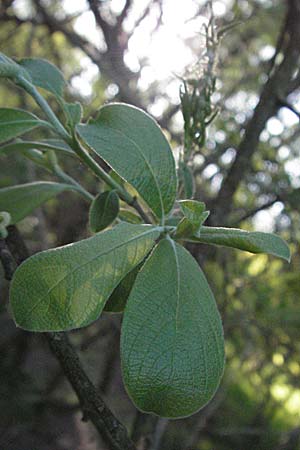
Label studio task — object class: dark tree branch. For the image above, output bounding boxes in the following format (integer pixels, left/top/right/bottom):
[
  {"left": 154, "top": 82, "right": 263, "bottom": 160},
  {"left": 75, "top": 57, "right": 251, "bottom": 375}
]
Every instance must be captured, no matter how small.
[
  {"left": 117, "top": 0, "right": 133, "bottom": 28},
  {"left": 210, "top": 0, "right": 300, "bottom": 225},
  {"left": 0, "top": 228, "right": 137, "bottom": 450},
  {"left": 230, "top": 196, "right": 279, "bottom": 225}
]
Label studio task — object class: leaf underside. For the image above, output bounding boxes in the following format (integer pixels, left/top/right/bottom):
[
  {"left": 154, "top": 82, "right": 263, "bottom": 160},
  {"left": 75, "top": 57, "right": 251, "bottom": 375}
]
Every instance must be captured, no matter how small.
[
  {"left": 10, "top": 223, "right": 160, "bottom": 331},
  {"left": 121, "top": 238, "right": 225, "bottom": 418}
]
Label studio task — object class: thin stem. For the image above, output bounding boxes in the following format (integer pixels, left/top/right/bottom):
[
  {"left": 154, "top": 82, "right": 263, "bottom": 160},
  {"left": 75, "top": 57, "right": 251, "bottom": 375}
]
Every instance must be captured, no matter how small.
[
  {"left": 16, "top": 76, "right": 71, "bottom": 141},
  {"left": 52, "top": 164, "right": 94, "bottom": 202}
]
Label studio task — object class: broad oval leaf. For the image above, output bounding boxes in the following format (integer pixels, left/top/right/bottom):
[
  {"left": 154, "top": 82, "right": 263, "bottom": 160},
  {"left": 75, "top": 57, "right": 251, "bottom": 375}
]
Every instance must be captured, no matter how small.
[
  {"left": 0, "top": 182, "right": 76, "bottom": 224},
  {"left": 187, "top": 226, "right": 291, "bottom": 262},
  {"left": 18, "top": 58, "right": 66, "bottom": 98},
  {"left": 10, "top": 223, "right": 160, "bottom": 331},
  {"left": 0, "top": 108, "right": 47, "bottom": 144},
  {"left": 121, "top": 238, "right": 225, "bottom": 418},
  {"left": 77, "top": 103, "right": 177, "bottom": 219},
  {"left": 89, "top": 190, "right": 119, "bottom": 232}
]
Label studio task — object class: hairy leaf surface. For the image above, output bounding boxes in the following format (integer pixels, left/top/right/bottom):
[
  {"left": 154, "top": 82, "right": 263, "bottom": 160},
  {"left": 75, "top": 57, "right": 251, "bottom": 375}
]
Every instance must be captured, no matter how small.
[
  {"left": 121, "top": 238, "right": 225, "bottom": 418},
  {"left": 188, "top": 226, "right": 291, "bottom": 261},
  {"left": 77, "top": 103, "right": 177, "bottom": 219},
  {"left": 10, "top": 223, "right": 160, "bottom": 331}
]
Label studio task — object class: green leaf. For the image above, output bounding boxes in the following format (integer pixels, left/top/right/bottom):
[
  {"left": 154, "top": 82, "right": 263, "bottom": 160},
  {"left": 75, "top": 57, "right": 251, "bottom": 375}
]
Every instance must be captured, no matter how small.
[
  {"left": 175, "top": 200, "right": 210, "bottom": 238},
  {"left": 104, "top": 264, "right": 141, "bottom": 313},
  {"left": 175, "top": 217, "right": 199, "bottom": 238},
  {"left": 89, "top": 190, "right": 120, "bottom": 232},
  {"left": 121, "top": 238, "right": 225, "bottom": 418},
  {"left": 10, "top": 223, "right": 160, "bottom": 331},
  {"left": 179, "top": 199, "right": 206, "bottom": 220},
  {"left": 0, "top": 139, "right": 74, "bottom": 157},
  {"left": 0, "top": 108, "right": 47, "bottom": 144},
  {"left": 62, "top": 101, "right": 82, "bottom": 129},
  {"left": 18, "top": 58, "right": 66, "bottom": 97},
  {"left": 0, "top": 182, "right": 76, "bottom": 224},
  {"left": 77, "top": 103, "right": 177, "bottom": 219},
  {"left": 180, "top": 165, "right": 195, "bottom": 199},
  {"left": 187, "top": 226, "right": 291, "bottom": 262},
  {"left": 0, "top": 52, "right": 30, "bottom": 80},
  {"left": 119, "top": 208, "right": 142, "bottom": 224}
]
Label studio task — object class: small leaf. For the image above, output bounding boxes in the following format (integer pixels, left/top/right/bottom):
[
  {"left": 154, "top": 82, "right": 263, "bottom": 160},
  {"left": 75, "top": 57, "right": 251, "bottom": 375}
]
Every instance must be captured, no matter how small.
[
  {"left": 0, "top": 108, "right": 47, "bottom": 144},
  {"left": 179, "top": 199, "right": 206, "bottom": 220},
  {"left": 0, "top": 182, "right": 76, "bottom": 224},
  {"left": 104, "top": 264, "right": 141, "bottom": 313},
  {"left": 0, "top": 139, "right": 74, "bottom": 157},
  {"left": 10, "top": 223, "right": 160, "bottom": 331},
  {"left": 187, "top": 226, "right": 291, "bottom": 262},
  {"left": 175, "top": 217, "right": 199, "bottom": 238},
  {"left": 89, "top": 190, "right": 120, "bottom": 232},
  {"left": 63, "top": 101, "right": 83, "bottom": 129},
  {"left": 175, "top": 200, "right": 210, "bottom": 238},
  {"left": 77, "top": 103, "right": 177, "bottom": 219},
  {"left": 121, "top": 238, "right": 225, "bottom": 418},
  {"left": 18, "top": 58, "right": 66, "bottom": 97}
]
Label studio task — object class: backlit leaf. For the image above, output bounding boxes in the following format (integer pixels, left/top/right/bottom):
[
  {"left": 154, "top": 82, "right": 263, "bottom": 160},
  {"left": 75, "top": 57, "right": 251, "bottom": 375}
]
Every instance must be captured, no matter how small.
[
  {"left": 77, "top": 103, "right": 177, "bottom": 219},
  {"left": 10, "top": 223, "right": 160, "bottom": 331}
]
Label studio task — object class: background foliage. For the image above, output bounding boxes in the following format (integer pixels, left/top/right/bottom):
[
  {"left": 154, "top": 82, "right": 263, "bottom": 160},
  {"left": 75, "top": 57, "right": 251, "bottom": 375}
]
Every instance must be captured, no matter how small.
[{"left": 0, "top": 0, "right": 300, "bottom": 449}]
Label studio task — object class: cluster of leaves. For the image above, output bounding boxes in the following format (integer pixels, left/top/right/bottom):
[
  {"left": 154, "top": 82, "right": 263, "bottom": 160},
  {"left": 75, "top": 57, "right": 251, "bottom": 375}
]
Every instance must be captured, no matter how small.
[{"left": 0, "top": 52, "right": 290, "bottom": 419}]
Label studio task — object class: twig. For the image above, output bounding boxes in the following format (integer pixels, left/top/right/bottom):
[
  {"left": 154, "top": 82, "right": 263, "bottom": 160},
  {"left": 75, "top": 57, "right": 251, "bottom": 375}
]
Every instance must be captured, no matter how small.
[{"left": 0, "top": 228, "right": 137, "bottom": 450}]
